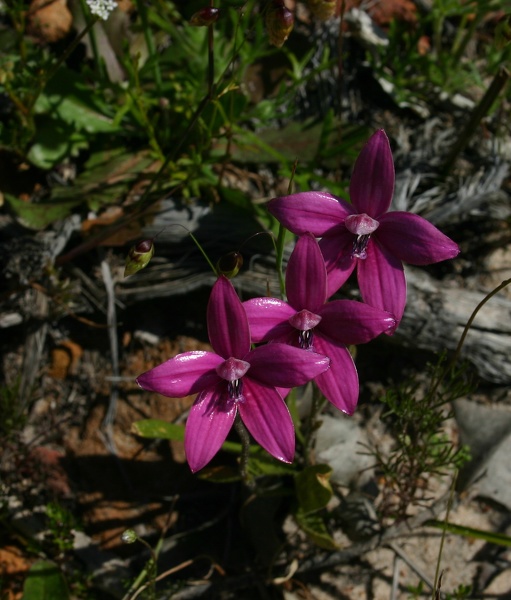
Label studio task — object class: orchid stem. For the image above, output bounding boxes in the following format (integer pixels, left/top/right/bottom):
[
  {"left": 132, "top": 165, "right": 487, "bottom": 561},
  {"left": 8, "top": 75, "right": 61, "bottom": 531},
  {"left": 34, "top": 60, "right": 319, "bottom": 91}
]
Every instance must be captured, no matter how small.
[
  {"left": 429, "top": 277, "right": 511, "bottom": 399},
  {"left": 234, "top": 416, "right": 254, "bottom": 489},
  {"left": 274, "top": 160, "right": 299, "bottom": 298},
  {"left": 187, "top": 231, "right": 218, "bottom": 276},
  {"left": 134, "top": 0, "right": 162, "bottom": 94},
  {"left": 275, "top": 224, "right": 286, "bottom": 298}
]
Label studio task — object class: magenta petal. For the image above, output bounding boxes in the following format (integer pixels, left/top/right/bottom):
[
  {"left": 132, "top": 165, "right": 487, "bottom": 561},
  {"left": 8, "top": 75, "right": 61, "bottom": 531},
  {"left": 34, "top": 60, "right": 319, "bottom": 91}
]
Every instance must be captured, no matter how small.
[
  {"left": 286, "top": 233, "right": 327, "bottom": 311},
  {"left": 208, "top": 276, "right": 250, "bottom": 358},
  {"left": 184, "top": 383, "right": 237, "bottom": 472},
  {"left": 377, "top": 212, "right": 460, "bottom": 265},
  {"left": 358, "top": 241, "right": 405, "bottom": 328},
  {"left": 319, "top": 231, "right": 357, "bottom": 298},
  {"left": 136, "top": 351, "right": 223, "bottom": 397},
  {"left": 238, "top": 379, "right": 294, "bottom": 463},
  {"left": 243, "top": 297, "right": 295, "bottom": 343},
  {"left": 268, "top": 192, "right": 352, "bottom": 236},
  {"left": 246, "top": 343, "right": 329, "bottom": 388},
  {"left": 350, "top": 130, "right": 394, "bottom": 217},
  {"left": 313, "top": 336, "right": 359, "bottom": 415},
  {"left": 318, "top": 300, "right": 396, "bottom": 344}
]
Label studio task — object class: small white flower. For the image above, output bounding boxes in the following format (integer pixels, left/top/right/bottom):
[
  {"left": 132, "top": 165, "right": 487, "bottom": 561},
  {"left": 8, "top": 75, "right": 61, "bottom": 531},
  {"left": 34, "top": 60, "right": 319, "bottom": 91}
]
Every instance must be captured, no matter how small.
[{"left": 86, "top": 0, "right": 117, "bottom": 20}]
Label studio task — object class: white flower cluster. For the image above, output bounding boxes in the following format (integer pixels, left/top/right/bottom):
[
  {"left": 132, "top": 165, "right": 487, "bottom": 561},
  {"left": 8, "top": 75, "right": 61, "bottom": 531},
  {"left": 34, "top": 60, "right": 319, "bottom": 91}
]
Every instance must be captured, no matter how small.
[{"left": 86, "top": 0, "right": 117, "bottom": 20}]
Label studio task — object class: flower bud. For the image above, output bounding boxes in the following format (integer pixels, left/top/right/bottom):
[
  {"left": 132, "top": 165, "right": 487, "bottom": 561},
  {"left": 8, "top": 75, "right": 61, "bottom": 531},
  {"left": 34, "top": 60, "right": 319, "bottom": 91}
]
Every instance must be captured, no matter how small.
[
  {"left": 124, "top": 239, "right": 155, "bottom": 277},
  {"left": 121, "top": 529, "right": 138, "bottom": 544},
  {"left": 307, "top": 0, "right": 337, "bottom": 21},
  {"left": 265, "top": 1, "right": 294, "bottom": 48},
  {"left": 216, "top": 251, "right": 243, "bottom": 278},
  {"left": 190, "top": 7, "right": 220, "bottom": 27}
]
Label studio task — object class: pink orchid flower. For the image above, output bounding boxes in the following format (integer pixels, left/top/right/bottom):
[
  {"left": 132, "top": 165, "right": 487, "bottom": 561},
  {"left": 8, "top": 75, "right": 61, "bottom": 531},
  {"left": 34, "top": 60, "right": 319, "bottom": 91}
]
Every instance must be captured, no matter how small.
[
  {"left": 136, "top": 276, "right": 330, "bottom": 472},
  {"left": 244, "top": 233, "right": 395, "bottom": 415},
  {"left": 268, "top": 129, "right": 460, "bottom": 328}
]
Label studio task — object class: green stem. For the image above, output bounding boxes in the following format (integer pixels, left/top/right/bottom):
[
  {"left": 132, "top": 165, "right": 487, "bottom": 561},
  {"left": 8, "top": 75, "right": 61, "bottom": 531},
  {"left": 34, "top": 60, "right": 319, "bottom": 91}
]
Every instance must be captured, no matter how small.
[
  {"left": 134, "top": 0, "right": 163, "bottom": 94},
  {"left": 188, "top": 231, "right": 218, "bottom": 276},
  {"left": 78, "top": 0, "right": 105, "bottom": 80},
  {"left": 441, "top": 66, "right": 510, "bottom": 174},
  {"left": 234, "top": 416, "right": 255, "bottom": 489}
]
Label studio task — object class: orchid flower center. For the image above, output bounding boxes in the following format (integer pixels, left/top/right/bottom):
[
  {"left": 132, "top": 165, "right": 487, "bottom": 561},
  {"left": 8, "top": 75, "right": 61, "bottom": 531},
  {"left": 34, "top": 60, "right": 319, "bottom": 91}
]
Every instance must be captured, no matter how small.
[
  {"left": 345, "top": 213, "right": 379, "bottom": 260},
  {"left": 216, "top": 357, "right": 250, "bottom": 402},
  {"left": 288, "top": 310, "right": 322, "bottom": 350}
]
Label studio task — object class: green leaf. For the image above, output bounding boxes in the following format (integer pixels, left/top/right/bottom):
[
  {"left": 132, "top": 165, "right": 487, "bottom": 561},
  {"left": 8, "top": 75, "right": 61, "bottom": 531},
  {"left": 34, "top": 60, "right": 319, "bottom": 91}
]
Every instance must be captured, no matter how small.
[
  {"left": 34, "top": 68, "right": 118, "bottom": 134},
  {"left": 4, "top": 192, "right": 80, "bottom": 230},
  {"left": 294, "top": 508, "right": 338, "bottom": 550},
  {"left": 27, "top": 117, "right": 89, "bottom": 169},
  {"left": 22, "top": 561, "right": 69, "bottom": 600},
  {"left": 131, "top": 419, "right": 184, "bottom": 441},
  {"left": 50, "top": 148, "right": 154, "bottom": 210},
  {"left": 295, "top": 464, "right": 333, "bottom": 515},
  {"left": 199, "top": 465, "right": 241, "bottom": 483},
  {"left": 247, "top": 452, "right": 296, "bottom": 478},
  {"left": 425, "top": 520, "right": 511, "bottom": 547}
]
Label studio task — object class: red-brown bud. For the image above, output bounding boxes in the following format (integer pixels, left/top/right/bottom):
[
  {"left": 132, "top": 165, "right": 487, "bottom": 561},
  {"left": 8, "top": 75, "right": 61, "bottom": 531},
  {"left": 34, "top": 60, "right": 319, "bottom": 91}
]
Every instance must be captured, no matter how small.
[
  {"left": 265, "top": 1, "right": 294, "bottom": 48},
  {"left": 216, "top": 251, "right": 243, "bottom": 278},
  {"left": 307, "top": 0, "right": 337, "bottom": 21},
  {"left": 190, "top": 7, "right": 220, "bottom": 27},
  {"left": 124, "top": 239, "right": 155, "bottom": 277}
]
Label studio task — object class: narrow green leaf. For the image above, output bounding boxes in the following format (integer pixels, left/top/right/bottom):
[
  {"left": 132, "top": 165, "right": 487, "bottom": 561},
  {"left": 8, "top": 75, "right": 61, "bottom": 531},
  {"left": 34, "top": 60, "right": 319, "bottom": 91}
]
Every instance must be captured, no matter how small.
[
  {"left": 131, "top": 419, "right": 184, "bottom": 441},
  {"left": 425, "top": 520, "right": 511, "bottom": 547},
  {"left": 22, "top": 561, "right": 69, "bottom": 600}
]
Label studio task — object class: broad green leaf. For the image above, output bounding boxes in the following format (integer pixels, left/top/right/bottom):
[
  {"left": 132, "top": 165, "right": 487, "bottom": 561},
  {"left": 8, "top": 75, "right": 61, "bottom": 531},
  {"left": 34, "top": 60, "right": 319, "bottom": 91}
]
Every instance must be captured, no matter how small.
[
  {"left": 22, "top": 560, "right": 69, "bottom": 600},
  {"left": 27, "top": 117, "right": 89, "bottom": 169},
  {"left": 131, "top": 419, "right": 184, "bottom": 441},
  {"left": 4, "top": 192, "right": 80, "bottom": 230},
  {"left": 425, "top": 520, "right": 511, "bottom": 547},
  {"left": 295, "top": 464, "right": 333, "bottom": 515},
  {"left": 34, "top": 68, "right": 118, "bottom": 134},
  {"left": 295, "top": 508, "right": 338, "bottom": 550},
  {"left": 247, "top": 452, "right": 296, "bottom": 478}
]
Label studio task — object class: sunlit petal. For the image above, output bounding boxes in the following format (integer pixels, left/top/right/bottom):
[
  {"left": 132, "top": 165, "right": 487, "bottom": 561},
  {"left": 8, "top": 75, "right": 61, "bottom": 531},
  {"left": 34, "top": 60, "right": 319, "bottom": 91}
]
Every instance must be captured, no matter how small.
[
  {"left": 358, "top": 241, "right": 405, "bottom": 329},
  {"left": 377, "top": 212, "right": 460, "bottom": 265},
  {"left": 318, "top": 300, "right": 395, "bottom": 344},
  {"left": 313, "top": 335, "right": 359, "bottom": 415},
  {"left": 184, "top": 383, "right": 237, "bottom": 473},
  {"left": 208, "top": 276, "right": 251, "bottom": 358},
  {"left": 318, "top": 231, "right": 357, "bottom": 298},
  {"left": 286, "top": 233, "right": 327, "bottom": 311},
  {"left": 238, "top": 379, "right": 295, "bottom": 463},
  {"left": 247, "top": 343, "right": 329, "bottom": 387},
  {"left": 350, "top": 129, "right": 394, "bottom": 216},
  {"left": 243, "top": 297, "right": 295, "bottom": 343},
  {"left": 268, "top": 192, "right": 352, "bottom": 236},
  {"left": 136, "top": 351, "right": 223, "bottom": 397}
]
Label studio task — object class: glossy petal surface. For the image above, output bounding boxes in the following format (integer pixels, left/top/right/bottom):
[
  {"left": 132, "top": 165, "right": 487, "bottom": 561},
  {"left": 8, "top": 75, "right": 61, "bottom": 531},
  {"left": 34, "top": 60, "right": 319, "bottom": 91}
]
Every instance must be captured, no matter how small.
[
  {"left": 350, "top": 129, "right": 394, "bottom": 216},
  {"left": 243, "top": 297, "right": 295, "bottom": 343},
  {"left": 207, "top": 276, "right": 250, "bottom": 358},
  {"left": 247, "top": 343, "right": 329, "bottom": 388},
  {"left": 184, "top": 383, "right": 237, "bottom": 472},
  {"left": 358, "top": 241, "right": 405, "bottom": 328},
  {"left": 238, "top": 379, "right": 295, "bottom": 463},
  {"left": 319, "top": 231, "right": 357, "bottom": 297},
  {"left": 268, "top": 192, "right": 352, "bottom": 235},
  {"left": 286, "top": 233, "right": 326, "bottom": 311},
  {"left": 377, "top": 212, "right": 460, "bottom": 265},
  {"left": 318, "top": 300, "right": 396, "bottom": 345},
  {"left": 136, "top": 351, "right": 223, "bottom": 397},
  {"left": 313, "top": 335, "right": 359, "bottom": 415}
]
